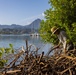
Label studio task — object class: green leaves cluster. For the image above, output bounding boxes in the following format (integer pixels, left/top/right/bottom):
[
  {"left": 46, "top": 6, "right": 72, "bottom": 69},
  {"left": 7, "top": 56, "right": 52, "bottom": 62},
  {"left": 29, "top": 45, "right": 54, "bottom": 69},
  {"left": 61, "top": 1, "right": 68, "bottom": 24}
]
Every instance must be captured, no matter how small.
[
  {"left": 0, "top": 44, "right": 14, "bottom": 68},
  {"left": 39, "top": 0, "right": 76, "bottom": 45}
]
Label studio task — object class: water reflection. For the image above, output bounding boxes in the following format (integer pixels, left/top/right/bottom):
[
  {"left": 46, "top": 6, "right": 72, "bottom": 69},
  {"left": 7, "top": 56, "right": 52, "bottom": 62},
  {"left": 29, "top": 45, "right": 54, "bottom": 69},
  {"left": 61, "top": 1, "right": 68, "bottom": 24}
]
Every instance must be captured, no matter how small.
[{"left": 0, "top": 34, "right": 52, "bottom": 54}]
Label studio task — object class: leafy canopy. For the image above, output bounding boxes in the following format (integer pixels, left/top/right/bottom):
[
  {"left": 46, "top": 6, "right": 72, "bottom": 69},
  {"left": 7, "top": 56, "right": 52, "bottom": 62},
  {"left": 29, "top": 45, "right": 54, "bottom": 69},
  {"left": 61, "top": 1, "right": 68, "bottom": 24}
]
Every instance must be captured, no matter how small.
[{"left": 39, "top": 0, "right": 76, "bottom": 45}]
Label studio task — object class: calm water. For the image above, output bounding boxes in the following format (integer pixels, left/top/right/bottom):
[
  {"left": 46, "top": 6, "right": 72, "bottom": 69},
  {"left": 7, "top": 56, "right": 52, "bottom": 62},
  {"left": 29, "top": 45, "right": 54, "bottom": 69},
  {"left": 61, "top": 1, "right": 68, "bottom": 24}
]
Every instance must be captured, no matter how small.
[{"left": 0, "top": 34, "right": 52, "bottom": 54}]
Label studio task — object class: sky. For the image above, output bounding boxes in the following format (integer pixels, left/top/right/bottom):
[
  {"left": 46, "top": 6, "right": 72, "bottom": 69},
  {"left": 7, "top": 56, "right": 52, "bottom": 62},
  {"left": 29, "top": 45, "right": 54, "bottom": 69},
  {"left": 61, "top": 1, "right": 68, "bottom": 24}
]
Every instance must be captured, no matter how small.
[{"left": 0, "top": 0, "right": 50, "bottom": 25}]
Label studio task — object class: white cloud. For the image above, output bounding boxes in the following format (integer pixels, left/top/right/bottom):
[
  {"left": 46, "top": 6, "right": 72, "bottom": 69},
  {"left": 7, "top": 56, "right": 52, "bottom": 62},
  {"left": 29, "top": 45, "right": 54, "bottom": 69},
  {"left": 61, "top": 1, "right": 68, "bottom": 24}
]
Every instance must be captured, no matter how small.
[{"left": 42, "top": 13, "right": 45, "bottom": 17}]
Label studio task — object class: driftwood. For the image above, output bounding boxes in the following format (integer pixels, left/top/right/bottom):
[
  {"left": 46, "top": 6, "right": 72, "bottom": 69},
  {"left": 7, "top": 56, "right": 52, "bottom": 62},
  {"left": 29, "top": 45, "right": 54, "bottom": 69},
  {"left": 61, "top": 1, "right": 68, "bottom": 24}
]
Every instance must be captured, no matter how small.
[{"left": 0, "top": 40, "right": 76, "bottom": 75}]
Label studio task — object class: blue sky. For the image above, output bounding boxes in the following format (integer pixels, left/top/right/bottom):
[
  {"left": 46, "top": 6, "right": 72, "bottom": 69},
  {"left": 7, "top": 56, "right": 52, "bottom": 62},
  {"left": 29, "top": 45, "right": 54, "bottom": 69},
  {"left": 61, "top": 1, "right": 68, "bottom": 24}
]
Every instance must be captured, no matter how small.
[{"left": 0, "top": 0, "right": 50, "bottom": 25}]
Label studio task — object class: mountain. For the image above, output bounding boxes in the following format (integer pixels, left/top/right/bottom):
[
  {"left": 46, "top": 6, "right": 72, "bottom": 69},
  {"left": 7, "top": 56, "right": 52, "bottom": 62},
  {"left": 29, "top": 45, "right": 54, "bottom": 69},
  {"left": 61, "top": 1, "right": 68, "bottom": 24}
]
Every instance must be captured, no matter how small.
[
  {"left": 0, "top": 18, "right": 42, "bottom": 34},
  {"left": 0, "top": 18, "right": 41, "bottom": 29},
  {"left": 25, "top": 18, "right": 41, "bottom": 29},
  {"left": 0, "top": 24, "right": 22, "bottom": 29}
]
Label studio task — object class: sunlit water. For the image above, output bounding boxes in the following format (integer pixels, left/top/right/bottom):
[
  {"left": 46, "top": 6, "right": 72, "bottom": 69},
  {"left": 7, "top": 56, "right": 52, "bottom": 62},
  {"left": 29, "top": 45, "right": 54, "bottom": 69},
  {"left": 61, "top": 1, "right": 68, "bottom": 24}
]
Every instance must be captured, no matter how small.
[{"left": 0, "top": 34, "right": 52, "bottom": 54}]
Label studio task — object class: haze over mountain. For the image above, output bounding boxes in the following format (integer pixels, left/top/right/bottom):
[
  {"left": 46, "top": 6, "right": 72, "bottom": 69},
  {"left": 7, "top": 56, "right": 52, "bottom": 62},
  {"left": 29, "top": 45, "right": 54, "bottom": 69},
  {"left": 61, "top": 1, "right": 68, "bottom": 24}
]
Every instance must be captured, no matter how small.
[
  {"left": 0, "top": 19, "right": 41, "bottom": 34},
  {"left": 0, "top": 18, "right": 41, "bottom": 29}
]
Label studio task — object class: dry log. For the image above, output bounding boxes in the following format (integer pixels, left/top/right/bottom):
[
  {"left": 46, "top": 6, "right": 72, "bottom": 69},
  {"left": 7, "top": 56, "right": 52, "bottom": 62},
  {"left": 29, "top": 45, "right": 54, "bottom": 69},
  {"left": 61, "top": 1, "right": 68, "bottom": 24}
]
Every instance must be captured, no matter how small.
[{"left": 5, "top": 70, "right": 21, "bottom": 74}]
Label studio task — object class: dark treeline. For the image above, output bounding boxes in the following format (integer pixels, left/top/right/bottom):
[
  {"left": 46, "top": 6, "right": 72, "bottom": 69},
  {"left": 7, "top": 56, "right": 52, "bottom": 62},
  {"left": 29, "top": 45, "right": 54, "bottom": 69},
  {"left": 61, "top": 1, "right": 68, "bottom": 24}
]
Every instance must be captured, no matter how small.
[{"left": 0, "top": 28, "right": 38, "bottom": 34}]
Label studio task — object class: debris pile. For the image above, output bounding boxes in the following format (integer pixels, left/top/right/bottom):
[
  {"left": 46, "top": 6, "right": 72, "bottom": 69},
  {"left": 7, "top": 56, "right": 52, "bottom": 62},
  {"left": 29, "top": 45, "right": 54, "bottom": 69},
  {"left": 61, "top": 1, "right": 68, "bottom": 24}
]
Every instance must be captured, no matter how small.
[{"left": 0, "top": 41, "right": 76, "bottom": 75}]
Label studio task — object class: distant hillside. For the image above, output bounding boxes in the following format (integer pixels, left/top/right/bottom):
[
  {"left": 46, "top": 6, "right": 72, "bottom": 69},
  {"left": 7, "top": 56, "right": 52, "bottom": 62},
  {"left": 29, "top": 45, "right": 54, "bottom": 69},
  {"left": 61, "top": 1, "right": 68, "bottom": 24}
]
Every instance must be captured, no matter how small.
[
  {"left": 25, "top": 19, "right": 41, "bottom": 29},
  {"left": 0, "top": 18, "right": 41, "bottom": 34}
]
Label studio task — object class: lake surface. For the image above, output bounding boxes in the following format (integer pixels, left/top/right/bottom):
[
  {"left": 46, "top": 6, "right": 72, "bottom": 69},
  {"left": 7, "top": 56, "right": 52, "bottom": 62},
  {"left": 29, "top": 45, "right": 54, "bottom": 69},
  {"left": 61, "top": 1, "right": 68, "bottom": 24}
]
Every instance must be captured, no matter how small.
[{"left": 0, "top": 34, "right": 52, "bottom": 54}]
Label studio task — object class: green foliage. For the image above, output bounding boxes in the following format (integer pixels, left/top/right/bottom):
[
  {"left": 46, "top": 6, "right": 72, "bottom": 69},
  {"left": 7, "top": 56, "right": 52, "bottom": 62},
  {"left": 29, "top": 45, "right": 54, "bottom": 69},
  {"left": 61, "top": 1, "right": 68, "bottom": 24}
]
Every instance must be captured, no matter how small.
[
  {"left": 0, "top": 44, "right": 14, "bottom": 68},
  {"left": 39, "top": 0, "right": 76, "bottom": 45},
  {"left": 0, "top": 59, "right": 7, "bottom": 68}
]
